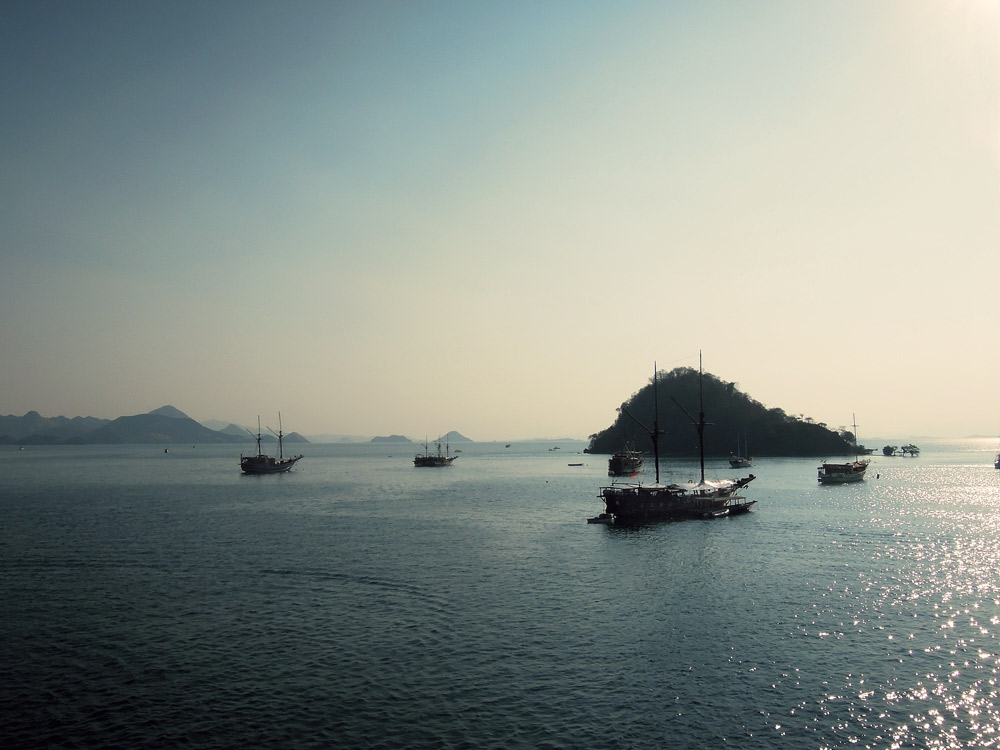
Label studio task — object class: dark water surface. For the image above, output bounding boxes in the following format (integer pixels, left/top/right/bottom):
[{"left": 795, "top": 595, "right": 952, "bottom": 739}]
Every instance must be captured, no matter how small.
[{"left": 4, "top": 440, "right": 1000, "bottom": 748}]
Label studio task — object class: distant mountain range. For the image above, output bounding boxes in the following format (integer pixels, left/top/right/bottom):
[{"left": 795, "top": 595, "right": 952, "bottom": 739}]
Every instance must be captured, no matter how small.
[{"left": 0, "top": 406, "right": 310, "bottom": 446}]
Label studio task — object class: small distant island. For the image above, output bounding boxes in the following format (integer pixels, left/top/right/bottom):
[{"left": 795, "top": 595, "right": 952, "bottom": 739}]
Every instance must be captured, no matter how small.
[
  {"left": 374, "top": 431, "right": 473, "bottom": 444},
  {"left": 882, "top": 444, "right": 920, "bottom": 456},
  {"left": 588, "top": 367, "right": 859, "bottom": 457}
]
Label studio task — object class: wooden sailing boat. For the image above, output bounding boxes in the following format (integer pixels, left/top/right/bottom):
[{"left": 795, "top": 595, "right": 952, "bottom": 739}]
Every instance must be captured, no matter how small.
[
  {"left": 729, "top": 431, "right": 753, "bottom": 469},
  {"left": 414, "top": 436, "right": 457, "bottom": 467},
  {"left": 240, "top": 414, "right": 303, "bottom": 474},
  {"left": 595, "top": 354, "right": 756, "bottom": 523},
  {"left": 817, "top": 414, "right": 869, "bottom": 483}
]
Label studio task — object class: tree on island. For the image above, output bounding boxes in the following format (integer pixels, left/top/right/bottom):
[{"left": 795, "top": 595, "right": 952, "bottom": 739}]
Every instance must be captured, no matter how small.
[{"left": 588, "top": 367, "right": 854, "bottom": 457}]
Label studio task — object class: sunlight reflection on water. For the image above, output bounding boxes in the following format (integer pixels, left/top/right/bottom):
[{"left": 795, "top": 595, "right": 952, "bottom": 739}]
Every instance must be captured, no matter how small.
[{"left": 5, "top": 441, "right": 1000, "bottom": 747}]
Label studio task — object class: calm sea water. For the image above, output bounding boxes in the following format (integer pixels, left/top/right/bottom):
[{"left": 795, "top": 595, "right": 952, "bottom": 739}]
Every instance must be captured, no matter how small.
[{"left": 3, "top": 439, "right": 1000, "bottom": 749}]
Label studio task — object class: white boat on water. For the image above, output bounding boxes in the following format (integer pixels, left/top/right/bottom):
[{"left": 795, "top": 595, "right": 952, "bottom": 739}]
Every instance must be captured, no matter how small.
[
  {"left": 817, "top": 459, "right": 869, "bottom": 483},
  {"left": 818, "top": 415, "right": 868, "bottom": 484}
]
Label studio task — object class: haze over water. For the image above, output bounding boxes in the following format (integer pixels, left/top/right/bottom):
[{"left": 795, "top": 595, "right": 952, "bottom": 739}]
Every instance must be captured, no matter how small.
[
  {"left": 4, "top": 439, "right": 1000, "bottom": 748},
  {"left": 3, "top": 1, "right": 1000, "bottom": 441}
]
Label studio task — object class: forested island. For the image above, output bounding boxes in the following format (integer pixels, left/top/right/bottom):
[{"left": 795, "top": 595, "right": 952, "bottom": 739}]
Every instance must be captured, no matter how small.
[{"left": 588, "top": 367, "right": 856, "bottom": 457}]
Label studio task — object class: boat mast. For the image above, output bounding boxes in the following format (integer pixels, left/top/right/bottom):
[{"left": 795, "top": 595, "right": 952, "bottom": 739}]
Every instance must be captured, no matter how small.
[
  {"left": 620, "top": 362, "right": 663, "bottom": 483},
  {"left": 697, "top": 353, "right": 706, "bottom": 483},
  {"left": 670, "top": 351, "right": 711, "bottom": 484},
  {"left": 267, "top": 413, "right": 286, "bottom": 459},
  {"left": 278, "top": 412, "right": 284, "bottom": 460},
  {"left": 852, "top": 413, "right": 859, "bottom": 462},
  {"left": 652, "top": 364, "right": 661, "bottom": 484}
]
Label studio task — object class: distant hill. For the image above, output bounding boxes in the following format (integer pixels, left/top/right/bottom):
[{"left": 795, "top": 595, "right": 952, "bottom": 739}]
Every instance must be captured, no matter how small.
[
  {"left": 588, "top": 367, "right": 855, "bottom": 457},
  {"left": 0, "top": 406, "right": 310, "bottom": 445},
  {"left": 217, "top": 423, "right": 251, "bottom": 437},
  {"left": 148, "top": 405, "right": 190, "bottom": 419},
  {"left": 372, "top": 431, "right": 472, "bottom": 444},
  {"left": 68, "top": 413, "right": 246, "bottom": 445},
  {"left": 0, "top": 411, "right": 110, "bottom": 444}
]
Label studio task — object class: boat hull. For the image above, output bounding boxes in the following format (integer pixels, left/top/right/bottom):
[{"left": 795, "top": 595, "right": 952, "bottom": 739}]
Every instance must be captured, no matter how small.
[
  {"left": 608, "top": 451, "right": 644, "bottom": 477},
  {"left": 413, "top": 456, "right": 456, "bottom": 467},
  {"left": 817, "top": 460, "right": 868, "bottom": 484},
  {"left": 240, "top": 455, "right": 302, "bottom": 474},
  {"left": 598, "top": 475, "right": 755, "bottom": 523}
]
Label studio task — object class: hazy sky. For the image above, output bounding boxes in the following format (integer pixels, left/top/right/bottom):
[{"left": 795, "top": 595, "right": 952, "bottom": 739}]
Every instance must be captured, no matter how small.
[{"left": 3, "top": 1, "right": 999, "bottom": 441}]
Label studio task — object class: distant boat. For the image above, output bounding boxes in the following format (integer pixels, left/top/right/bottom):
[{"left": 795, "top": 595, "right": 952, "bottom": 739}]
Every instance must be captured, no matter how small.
[
  {"left": 818, "top": 415, "right": 868, "bottom": 484},
  {"left": 608, "top": 444, "right": 643, "bottom": 476},
  {"left": 729, "top": 431, "right": 753, "bottom": 469},
  {"left": 414, "top": 437, "right": 456, "bottom": 467},
  {"left": 240, "top": 414, "right": 303, "bottom": 474},
  {"left": 595, "top": 355, "right": 756, "bottom": 524}
]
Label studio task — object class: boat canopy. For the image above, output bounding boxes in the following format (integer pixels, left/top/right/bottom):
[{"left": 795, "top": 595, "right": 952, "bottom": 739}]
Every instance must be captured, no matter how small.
[{"left": 667, "top": 479, "right": 736, "bottom": 492}]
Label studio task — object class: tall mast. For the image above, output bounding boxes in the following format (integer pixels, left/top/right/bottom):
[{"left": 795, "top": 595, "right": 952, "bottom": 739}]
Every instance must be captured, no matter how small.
[
  {"left": 619, "top": 363, "right": 664, "bottom": 484},
  {"left": 852, "top": 413, "right": 859, "bottom": 462},
  {"left": 278, "top": 412, "right": 284, "bottom": 460},
  {"left": 670, "top": 351, "right": 711, "bottom": 484},
  {"left": 652, "top": 363, "right": 661, "bottom": 484},
  {"left": 697, "top": 352, "right": 706, "bottom": 483},
  {"left": 268, "top": 413, "right": 286, "bottom": 459}
]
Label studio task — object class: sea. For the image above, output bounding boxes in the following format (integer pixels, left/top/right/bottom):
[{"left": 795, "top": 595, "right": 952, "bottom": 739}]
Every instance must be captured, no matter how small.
[{"left": 3, "top": 438, "right": 1000, "bottom": 749}]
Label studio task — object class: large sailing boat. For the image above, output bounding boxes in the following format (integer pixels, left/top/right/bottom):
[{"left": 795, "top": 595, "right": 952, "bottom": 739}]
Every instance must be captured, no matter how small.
[
  {"left": 413, "top": 436, "right": 457, "bottom": 467},
  {"left": 240, "top": 414, "right": 303, "bottom": 474},
  {"left": 817, "top": 414, "right": 869, "bottom": 484},
  {"left": 595, "top": 356, "right": 756, "bottom": 524}
]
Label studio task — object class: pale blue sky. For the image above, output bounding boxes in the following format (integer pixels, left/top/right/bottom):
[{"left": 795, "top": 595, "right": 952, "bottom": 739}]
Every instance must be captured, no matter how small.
[{"left": 2, "top": 1, "right": 999, "bottom": 440}]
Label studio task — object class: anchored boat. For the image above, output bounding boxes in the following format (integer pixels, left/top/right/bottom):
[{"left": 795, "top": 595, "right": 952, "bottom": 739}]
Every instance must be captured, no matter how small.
[
  {"left": 608, "top": 444, "right": 643, "bottom": 476},
  {"left": 240, "top": 414, "right": 303, "bottom": 474},
  {"left": 594, "top": 356, "right": 756, "bottom": 524},
  {"left": 729, "top": 431, "right": 753, "bottom": 469},
  {"left": 817, "top": 415, "right": 868, "bottom": 484},
  {"left": 414, "top": 437, "right": 456, "bottom": 467}
]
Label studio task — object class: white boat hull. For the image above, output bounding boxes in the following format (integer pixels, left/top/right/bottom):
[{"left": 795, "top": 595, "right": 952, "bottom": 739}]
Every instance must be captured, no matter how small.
[{"left": 817, "top": 460, "right": 868, "bottom": 484}]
